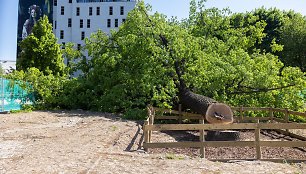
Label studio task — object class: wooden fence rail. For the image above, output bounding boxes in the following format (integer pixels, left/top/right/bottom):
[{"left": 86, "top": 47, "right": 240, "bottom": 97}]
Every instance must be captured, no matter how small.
[{"left": 143, "top": 106, "right": 306, "bottom": 162}]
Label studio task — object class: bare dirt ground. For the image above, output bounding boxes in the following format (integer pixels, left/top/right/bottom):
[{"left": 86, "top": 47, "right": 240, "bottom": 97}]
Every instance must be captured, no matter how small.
[{"left": 0, "top": 110, "right": 305, "bottom": 174}]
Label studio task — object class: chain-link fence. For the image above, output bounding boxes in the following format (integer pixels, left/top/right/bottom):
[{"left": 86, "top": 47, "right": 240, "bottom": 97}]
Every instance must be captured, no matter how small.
[{"left": 0, "top": 78, "right": 34, "bottom": 112}]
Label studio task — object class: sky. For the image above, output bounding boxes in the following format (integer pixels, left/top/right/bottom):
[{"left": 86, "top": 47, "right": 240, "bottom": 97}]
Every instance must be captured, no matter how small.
[{"left": 1, "top": 0, "right": 306, "bottom": 62}]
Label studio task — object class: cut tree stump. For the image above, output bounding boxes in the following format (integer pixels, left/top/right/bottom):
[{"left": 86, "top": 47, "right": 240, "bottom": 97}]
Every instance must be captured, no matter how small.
[
  {"left": 205, "top": 130, "right": 240, "bottom": 141},
  {"left": 205, "top": 103, "right": 233, "bottom": 124}
]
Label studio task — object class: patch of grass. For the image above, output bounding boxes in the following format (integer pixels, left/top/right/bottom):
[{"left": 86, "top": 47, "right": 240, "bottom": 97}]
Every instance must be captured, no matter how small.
[
  {"left": 111, "top": 125, "right": 118, "bottom": 131},
  {"left": 165, "top": 153, "right": 185, "bottom": 160},
  {"left": 9, "top": 104, "right": 34, "bottom": 114}
]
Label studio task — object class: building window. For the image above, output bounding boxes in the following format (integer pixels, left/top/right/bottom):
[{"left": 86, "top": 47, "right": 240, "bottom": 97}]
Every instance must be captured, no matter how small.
[
  {"left": 120, "top": 6, "right": 124, "bottom": 15},
  {"left": 89, "top": 7, "right": 92, "bottom": 16},
  {"left": 80, "top": 19, "right": 83, "bottom": 28},
  {"left": 81, "top": 31, "right": 85, "bottom": 40},
  {"left": 96, "top": 7, "right": 100, "bottom": 15},
  {"left": 54, "top": 21, "right": 57, "bottom": 29},
  {"left": 115, "top": 19, "right": 118, "bottom": 27},
  {"left": 122, "top": 19, "right": 126, "bottom": 23},
  {"left": 77, "top": 44, "right": 81, "bottom": 50},
  {"left": 62, "top": 42, "right": 65, "bottom": 49},
  {"left": 107, "top": 19, "right": 111, "bottom": 28},
  {"left": 87, "top": 19, "right": 91, "bottom": 28},
  {"left": 54, "top": 0, "right": 57, "bottom": 6},
  {"left": 69, "top": 0, "right": 72, "bottom": 3},
  {"left": 76, "top": 7, "right": 80, "bottom": 16},
  {"left": 61, "top": 6, "right": 64, "bottom": 15},
  {"left": 60, "top": 30, "right": 64, "bottom": 39},
  {"left": 68, "top": 18, "right": 72, "bottom": 27},
  {"left": 109, "top": 6, "right": 113, "bottom": 15}
]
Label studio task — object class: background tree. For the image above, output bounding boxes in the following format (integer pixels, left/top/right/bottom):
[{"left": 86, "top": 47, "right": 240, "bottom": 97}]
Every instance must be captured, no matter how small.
[
  {"left": 245, "top": 8, "right": 306, "bottom": 71},
  {"left": 17, "top": 16, "right": 65, "bottom": 76},
  {"left": 186, "top": 1, "right": 305, "bottom": 112},
  {"left": 0, "top": 64, "right": 4, "bottom": 75},
  {"left": 6, "top": 1, "right": 305, "bottom": 122},
  {"left": 62, "top": 42, "right": 82, "bottom": 76},
  {"left": 58, "top": 1, "right": 305, "bottom": 118},
  {"left": 278, "top": 12, "right": 306, "bottom": 71}
]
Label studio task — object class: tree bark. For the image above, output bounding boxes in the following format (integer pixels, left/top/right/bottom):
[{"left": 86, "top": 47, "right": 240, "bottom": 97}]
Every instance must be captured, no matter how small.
[{"left": 175, "top": 61, "right": 233, "bottom": 124}]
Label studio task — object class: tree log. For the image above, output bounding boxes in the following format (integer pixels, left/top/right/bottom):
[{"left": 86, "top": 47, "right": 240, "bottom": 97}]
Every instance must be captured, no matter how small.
[{"left": 178, "top": 87, "right": 233, "bottom": 124}]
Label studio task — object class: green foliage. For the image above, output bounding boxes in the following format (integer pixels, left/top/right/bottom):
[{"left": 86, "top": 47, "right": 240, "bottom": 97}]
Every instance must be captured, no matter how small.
[
  {"left": 279, "top": 12, "right": 306, "bottom": 72},
  {"left": 246, "top": 8, "right": 306, "bottom": 72},
  {"left": 165, "top": 153, "right": 185, "bottom": 160},
  {"left": 5, "top": 67, "right": 67, "bottom": 109},
  {"left": 52, "top": 1, "right": 305, "bottom": 116},
  {"left": 122, "top": 108, "right": 147, "bottom": 120},
  {"left": 21, "top": 104, "right": 35, "bottom": 112},
  {"left": 62, "top": 42, "right": 82, "bottom": 76},
  {"left": 17, "top": 16, "right": 65, "bottom": 76},
  {"left": 6, "top": 1, "right": 306, "bottom": 121}
]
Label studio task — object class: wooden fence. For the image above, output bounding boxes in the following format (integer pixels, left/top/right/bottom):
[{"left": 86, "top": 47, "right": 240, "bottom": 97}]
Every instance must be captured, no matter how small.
[{"left": 143, "top": 106, "right": 306, "bottom": 162}]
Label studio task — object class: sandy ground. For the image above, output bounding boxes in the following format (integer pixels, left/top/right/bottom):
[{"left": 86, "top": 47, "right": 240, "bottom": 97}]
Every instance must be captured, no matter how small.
[{"left": 0, "top": 110, "right": 305, "bottom": 174}]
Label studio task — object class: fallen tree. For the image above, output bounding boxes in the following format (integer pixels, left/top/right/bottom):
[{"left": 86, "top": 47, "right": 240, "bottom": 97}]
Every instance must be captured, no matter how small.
[{"left": 174, "top": 61, "right": 233, "bottom": 124}]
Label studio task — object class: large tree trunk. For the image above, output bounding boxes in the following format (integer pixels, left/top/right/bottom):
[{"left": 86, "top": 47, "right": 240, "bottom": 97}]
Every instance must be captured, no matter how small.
[
  {"left": 175, "top": 62, "right": 233, "bottom": 124},
  {"left": 157, "top": 32, "right": 233, "bottom": 124},
  {"left": 178, "top": 86, "right": 233, "bottom": 124}
]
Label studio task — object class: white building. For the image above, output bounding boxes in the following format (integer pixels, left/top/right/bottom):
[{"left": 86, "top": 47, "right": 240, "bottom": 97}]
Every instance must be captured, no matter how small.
[
  {"left": 53, "top": 0, "right": 137, "bottom": 50},
  {"left": 0, "top": 60, "right": 16, "bottom": 74}
]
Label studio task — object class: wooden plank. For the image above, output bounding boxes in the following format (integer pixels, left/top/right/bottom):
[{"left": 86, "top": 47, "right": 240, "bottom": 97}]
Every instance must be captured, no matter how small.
[
  {"left": 153, "top": 107, "right": 203, "bottom": 117},
  {"left": 154, "top": 116, "right": 179, "bottom": 120},
  {"left": 255, "top": 128, "right": 261, "bottom": 160},
  {"left": 199, "top": 119, "right": 205, "bottom": 158},
  {"left": 154, "top": 115, "right": 202, "bottom": 120},
  {"left": 153, "top": 107, "right": 180, "bottom": 114},
  {"left": 144, "top": 123, "right": 258, "bottom": 131},
  {"left": 144, "top": 141, "right": 256, "bottom": 148},
  {"left": 288, "top": 110, "right": 306, "bottom": 117},
  {"left": 258, "top": 123, "right": 306, "bottom": 129},
  {"left": 239, "top": 106, "right": 244, "bottom": 123},
  {"left": 144, "top": 123, "right": 306, "bottom": 131},
  {"left": 259, "top": 141, "right": 306, "bottom": 147},
  {"left": 284, "top": 109, "right": 290, "bottom": 134},
  {"left": 181, "top": 113, "right": 203, "bottom": 117},
  {"left": 231, "top": 107, "right": 270, "bottom": 111},
  {"left": 231, "top": 107, "right": 240, "bottom": 111},
  {"left": 272, "top": 108, "right": 286, "bottom": 113},
  {"left": 143, "top": 121, "right": 149, "bottom": 152},
  {"left": 273, "top": 118, "right": 287, "bottom": 123},
  {"left": 178, "top": 104, "right": 182, "bottom": 124},
  {"left": 269, "top": 108, "right": 273, "bottom": 121},
  {"left": 241, "top": 107, "right": 270, "bottom": 111},
  {"left": 148, "top": 108, "right": 154, "bottom": 143},
  {"left": 241, "top": 117, "right": 270, "bottom": 121}
]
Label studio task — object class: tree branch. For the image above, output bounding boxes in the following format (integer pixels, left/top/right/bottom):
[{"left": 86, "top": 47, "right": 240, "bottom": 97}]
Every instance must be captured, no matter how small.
[{"left": 229, "top": 84, "right": 296, "bottom": 95}]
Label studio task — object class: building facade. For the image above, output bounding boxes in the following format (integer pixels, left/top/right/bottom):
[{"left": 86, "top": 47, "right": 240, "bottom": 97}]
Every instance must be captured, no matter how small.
[
  {"left": 52, "top": 0, "right": 136, "bottom": 50},
  {"left": 17, "top": 0, "right": 136, "bottom": 67}
]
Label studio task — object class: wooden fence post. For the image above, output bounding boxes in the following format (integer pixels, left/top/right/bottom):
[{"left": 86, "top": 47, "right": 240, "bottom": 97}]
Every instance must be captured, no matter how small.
[
  {"left": 284, "top": 108, "right": 289, "bottom": 135},
  {"left": 143, "top": 120, "right": 149, "bottom": 152},
  {"left": 255, "top": 120, "right": 261, "bottom": 160},
  {"left": 199, "top": 118, "right": 205, "bottom": 158},
  {"left": 239, "top": 106, "right": 243, "bottom": 123},
  {"left": 179, "top": 104, "right": 182, "bottom": 124},
  {"left": 148, "top": 106, "right": 155, "bottom": 143},
  {"left": 269, "top": 107, "right": 274, "bottom": 122}
]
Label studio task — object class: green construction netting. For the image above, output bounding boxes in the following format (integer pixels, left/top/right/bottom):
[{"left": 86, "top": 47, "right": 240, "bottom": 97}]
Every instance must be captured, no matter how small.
[{"left": 0, "top": 78, "right": 34, "bottom": 112}]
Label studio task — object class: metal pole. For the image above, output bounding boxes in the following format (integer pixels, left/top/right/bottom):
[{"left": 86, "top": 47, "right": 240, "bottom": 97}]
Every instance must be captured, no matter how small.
[{"left": 1, "top": 77, "right": 4, "bottom": 112}]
